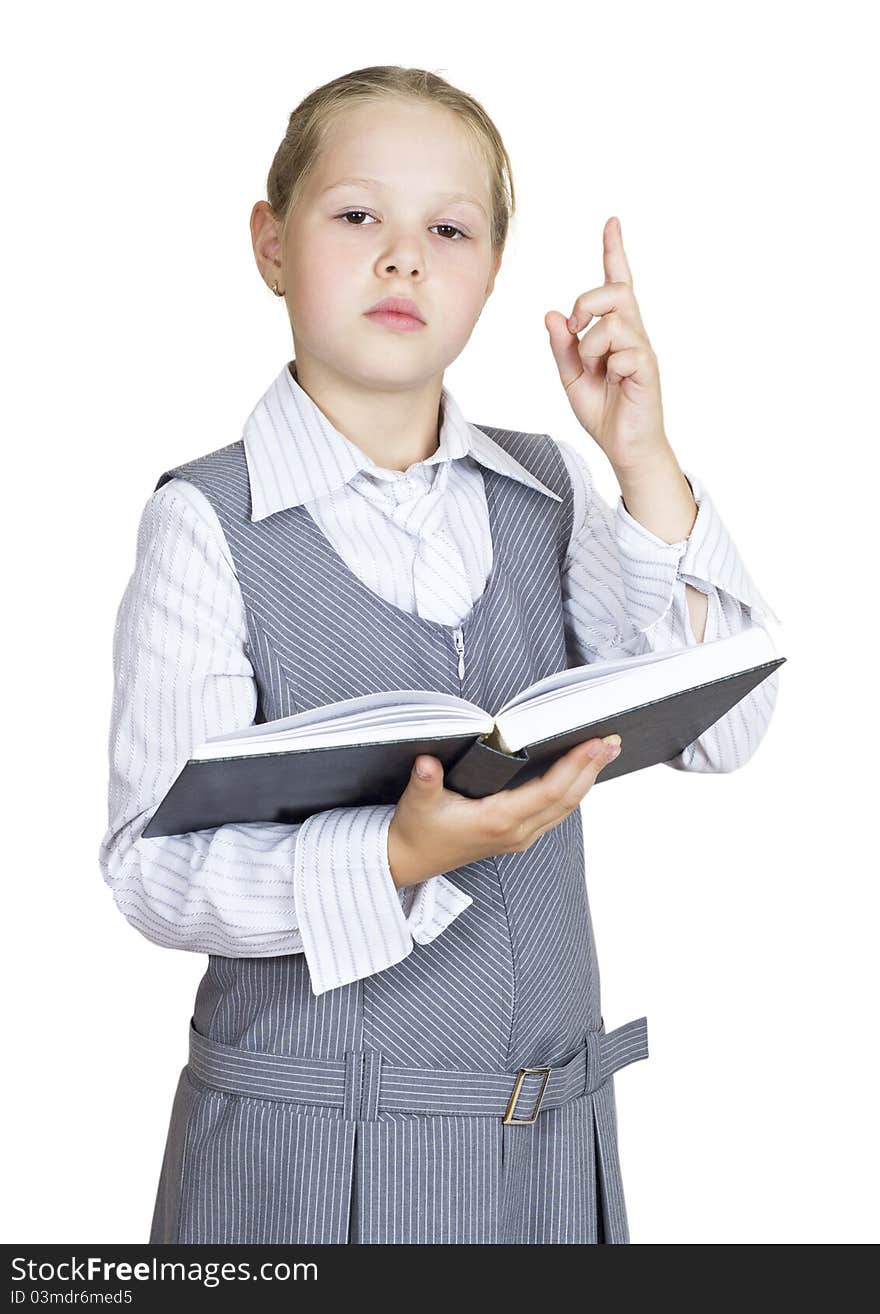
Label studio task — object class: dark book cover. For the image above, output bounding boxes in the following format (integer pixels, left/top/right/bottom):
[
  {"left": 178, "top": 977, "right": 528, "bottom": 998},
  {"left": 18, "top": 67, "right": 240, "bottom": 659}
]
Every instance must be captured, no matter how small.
[{"left": 142, "top": 657, "right": 785, "bottom": 839}]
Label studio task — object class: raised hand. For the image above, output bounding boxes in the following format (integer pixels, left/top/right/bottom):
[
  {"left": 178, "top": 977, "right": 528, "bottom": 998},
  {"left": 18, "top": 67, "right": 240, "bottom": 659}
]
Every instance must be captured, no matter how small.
[{"left": 545, "top": 216, "right": 672, "bottom": 475}]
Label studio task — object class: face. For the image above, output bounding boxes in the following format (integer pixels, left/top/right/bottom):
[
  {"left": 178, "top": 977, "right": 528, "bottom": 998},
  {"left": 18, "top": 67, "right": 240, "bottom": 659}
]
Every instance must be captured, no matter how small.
[{"left": 254, "top": 99, "right": 502, "bottom": 392}]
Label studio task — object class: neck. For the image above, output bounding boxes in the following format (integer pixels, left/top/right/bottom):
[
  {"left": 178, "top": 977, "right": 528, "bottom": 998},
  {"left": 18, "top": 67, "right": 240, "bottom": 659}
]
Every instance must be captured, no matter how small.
[{"left": 290, "top": 354, "right": 444, "bottom": 472}]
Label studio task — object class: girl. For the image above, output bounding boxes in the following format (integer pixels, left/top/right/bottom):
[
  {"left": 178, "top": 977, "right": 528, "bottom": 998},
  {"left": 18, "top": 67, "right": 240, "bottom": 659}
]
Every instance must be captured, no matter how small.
[{"left": 98, "top": 65, "right": 780, "bottom": 1245}]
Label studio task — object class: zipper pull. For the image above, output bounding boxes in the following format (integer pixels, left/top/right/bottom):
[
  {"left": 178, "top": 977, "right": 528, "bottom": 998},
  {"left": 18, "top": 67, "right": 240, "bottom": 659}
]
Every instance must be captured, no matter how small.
[{"left": 453, "top": 627, "right": 465, "bottom": 681}]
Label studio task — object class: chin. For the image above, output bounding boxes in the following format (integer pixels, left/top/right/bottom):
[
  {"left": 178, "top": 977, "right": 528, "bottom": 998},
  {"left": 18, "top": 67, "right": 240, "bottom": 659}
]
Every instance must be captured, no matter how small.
[{"left": 345, "top": 346, "right": 438, "bottom": 381}]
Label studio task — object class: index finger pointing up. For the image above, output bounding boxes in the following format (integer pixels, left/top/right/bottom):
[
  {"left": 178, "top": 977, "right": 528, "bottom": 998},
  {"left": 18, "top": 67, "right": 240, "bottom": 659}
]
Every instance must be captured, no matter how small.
[{"left": 603, "top": 216, "right": 633, "bottom": 287}]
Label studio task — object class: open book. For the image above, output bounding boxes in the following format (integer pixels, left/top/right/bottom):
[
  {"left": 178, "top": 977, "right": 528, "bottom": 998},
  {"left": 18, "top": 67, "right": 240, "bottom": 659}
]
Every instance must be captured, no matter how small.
[{"left": 142, "top": 626, "right": 785, "bottom": 838}]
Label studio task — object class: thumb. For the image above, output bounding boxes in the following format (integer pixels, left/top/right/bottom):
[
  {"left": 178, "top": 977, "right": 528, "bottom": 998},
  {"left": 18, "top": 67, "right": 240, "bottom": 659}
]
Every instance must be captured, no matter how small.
[
  {"left": 544, "top": 309, "right": 583, "bottom": 387},
  {"left": 413, "top": 755, "right": 443, "bottom": 786}
]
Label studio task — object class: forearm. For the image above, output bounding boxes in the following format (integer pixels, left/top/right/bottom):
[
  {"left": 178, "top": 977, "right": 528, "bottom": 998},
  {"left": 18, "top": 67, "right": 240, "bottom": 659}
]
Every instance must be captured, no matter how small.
[
  {"left": 559, "top": 438, "right": 780, "bottom": 769},
  {"left": 614, "top": 447, "right": 707, "bottom": 641},
  {"left": 614, "top": 445, "right": 698, "bottom": 546},
  {"left": 684, "top": 583, "right": 709, "bottom": 642}
]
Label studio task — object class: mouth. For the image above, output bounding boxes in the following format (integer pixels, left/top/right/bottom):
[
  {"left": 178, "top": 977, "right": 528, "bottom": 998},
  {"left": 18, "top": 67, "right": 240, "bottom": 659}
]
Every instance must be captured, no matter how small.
[
  {"left": 364, "top": 308, "right": 426, "bottom": 332},
  {"left": 364, "top": 296, "right": 426, "bottom": 330}
]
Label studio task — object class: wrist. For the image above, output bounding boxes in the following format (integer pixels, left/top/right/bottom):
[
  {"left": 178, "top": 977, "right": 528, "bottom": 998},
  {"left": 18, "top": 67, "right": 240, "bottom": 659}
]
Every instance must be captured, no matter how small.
[
  {"left": 610, "top": 441, "right": 678, "bottom": 490},
  {"left": 612, "top": 450, "right": 698, "bottom": 544},
  {"left": 387, "top": 822, "right": 427, "bottom": 889}
]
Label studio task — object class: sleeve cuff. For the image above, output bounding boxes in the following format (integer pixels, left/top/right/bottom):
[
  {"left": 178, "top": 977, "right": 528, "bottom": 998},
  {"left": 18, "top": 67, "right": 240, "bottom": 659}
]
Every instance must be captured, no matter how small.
[
  {"left": 614, "top": 467, "right": 782, "bottom": 634},
  {"left": 675, "top": 470, "right": 782, "bottom": 625},
  {"left": 402, "top": 874, "right": 474, "bottom": 946},
  {"left": 293, "top": 804, "right": 472, "bottom": 996}
]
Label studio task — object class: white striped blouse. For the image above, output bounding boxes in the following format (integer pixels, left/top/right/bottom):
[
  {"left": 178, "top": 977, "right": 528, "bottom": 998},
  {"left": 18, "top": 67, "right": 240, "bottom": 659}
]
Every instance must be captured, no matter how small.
[{"left": 98, "top": 359, "right": 781, "bottom": 996}]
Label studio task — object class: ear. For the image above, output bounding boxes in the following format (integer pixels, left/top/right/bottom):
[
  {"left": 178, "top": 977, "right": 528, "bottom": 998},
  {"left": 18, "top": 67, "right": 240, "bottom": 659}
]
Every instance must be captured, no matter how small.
[
  {"left": 484, "top": 249, "right": 503, "bottom": 299},
  {"left": 250, "top": 200, "right": 284, "bottom": 288}
]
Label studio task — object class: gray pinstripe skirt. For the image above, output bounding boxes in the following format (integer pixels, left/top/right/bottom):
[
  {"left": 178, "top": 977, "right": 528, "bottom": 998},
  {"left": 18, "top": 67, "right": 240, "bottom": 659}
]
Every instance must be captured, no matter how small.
[{"left": 150, "top": 1014, "right": 647, "bottom": 1244}]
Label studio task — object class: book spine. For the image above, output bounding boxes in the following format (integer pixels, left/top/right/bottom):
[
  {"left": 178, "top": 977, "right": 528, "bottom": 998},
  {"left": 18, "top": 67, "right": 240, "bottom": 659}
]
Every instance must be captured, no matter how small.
[{"left": 445, "top": 737, "right": 530, "bottom": 799}]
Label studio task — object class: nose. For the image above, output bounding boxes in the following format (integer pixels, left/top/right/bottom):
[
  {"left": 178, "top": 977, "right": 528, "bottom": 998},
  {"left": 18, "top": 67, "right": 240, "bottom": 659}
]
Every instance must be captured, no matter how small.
[{"left": 376, "top": 227, "right": 425, "bottom": 278}]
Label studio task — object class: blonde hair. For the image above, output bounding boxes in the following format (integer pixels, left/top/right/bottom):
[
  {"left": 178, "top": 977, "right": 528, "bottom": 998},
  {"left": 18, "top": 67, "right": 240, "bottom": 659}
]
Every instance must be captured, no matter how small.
[{"left": 266, "top": 65, "right": 515, "bottom": 254}]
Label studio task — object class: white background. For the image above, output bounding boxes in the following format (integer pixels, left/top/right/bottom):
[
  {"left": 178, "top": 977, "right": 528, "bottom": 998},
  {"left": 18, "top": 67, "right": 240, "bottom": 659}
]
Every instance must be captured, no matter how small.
[{"left": 3, "top": 0, "right": 877, "bottom": 1245}]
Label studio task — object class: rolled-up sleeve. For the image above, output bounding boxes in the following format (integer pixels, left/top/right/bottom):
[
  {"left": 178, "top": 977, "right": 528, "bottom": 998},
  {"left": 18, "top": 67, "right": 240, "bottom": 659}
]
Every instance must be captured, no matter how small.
[
  {"left": 97, "top": 478, "right": 472, "bottom": 989},
  {"left": 556, "top": 440, "right": 782, "bottom": 772},
  {"left": 294, "top": 806, "right": 473, "bottom": 996}
]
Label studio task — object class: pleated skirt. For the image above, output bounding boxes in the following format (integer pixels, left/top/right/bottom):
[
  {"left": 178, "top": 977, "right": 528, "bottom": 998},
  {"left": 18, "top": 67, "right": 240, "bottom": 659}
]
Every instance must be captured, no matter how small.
[{"left": 149, "top": 1062, "right": 632, "bottom": 1245}]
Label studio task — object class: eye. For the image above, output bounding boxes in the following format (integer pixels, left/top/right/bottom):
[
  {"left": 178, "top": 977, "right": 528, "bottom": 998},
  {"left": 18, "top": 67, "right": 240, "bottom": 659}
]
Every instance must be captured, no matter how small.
[
  {"left": 337, "top": 209, "right": 378, "bottom": 227},
  {"left": 335, "top": 210, "right": 469, "bottom": 241},
  {"left": 433, "top": 223, "right": 468, "bottom": 241}
]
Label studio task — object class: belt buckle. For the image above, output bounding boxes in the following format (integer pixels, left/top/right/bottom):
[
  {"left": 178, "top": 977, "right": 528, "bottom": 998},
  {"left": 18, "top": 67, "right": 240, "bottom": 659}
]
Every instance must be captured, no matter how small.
[{"left": 502, "top": 1065, "right": 552, "bottom": 1124}]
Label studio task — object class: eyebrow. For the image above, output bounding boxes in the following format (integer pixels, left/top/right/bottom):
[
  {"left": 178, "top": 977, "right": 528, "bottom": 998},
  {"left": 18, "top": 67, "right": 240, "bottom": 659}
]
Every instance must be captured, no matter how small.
[{"left": 321, "top": 177, "right": 488, "bottom": 217}]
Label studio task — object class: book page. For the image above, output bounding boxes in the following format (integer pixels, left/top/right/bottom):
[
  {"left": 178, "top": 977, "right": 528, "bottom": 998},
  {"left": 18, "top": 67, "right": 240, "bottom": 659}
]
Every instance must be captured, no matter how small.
[
  {"left": 191, "top": 689, "right": 493, "bottom": 760},
  {"left": 494, "top": 627, "right": 778, "bottom": 752}
]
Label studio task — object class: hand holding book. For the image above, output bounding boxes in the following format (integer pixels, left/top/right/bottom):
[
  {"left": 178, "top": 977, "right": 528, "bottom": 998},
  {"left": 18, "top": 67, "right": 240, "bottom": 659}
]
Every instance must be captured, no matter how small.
[{"left": 387, "top": 734, "right": 623, "bottom": 888}]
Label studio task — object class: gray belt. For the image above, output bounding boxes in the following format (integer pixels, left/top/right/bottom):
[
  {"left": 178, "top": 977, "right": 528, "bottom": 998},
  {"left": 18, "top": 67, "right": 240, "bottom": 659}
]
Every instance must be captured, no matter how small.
[{"left": 187, "top": 1014, "right": 649, "bottom": 1125}]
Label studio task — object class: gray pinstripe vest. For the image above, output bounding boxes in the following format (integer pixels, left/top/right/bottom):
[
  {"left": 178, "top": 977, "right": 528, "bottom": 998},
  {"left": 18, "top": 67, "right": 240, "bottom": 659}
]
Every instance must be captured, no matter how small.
[
  {"left": 149, "top": 425, "right": 648, "bottom": 1244},
  {"left": 154, "top": 426, "right": 601, "bottom": 1068}
]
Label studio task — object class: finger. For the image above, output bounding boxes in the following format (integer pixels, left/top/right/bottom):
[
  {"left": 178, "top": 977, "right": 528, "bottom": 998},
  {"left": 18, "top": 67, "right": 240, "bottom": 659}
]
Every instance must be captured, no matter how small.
[
  {"left": 567, "top": 283, "right": 645, "bottom": 337},
  {"left": 506, "top": 737, "right": 612, "bottom": 817},
  {"left": 603, "top": 215, "right": 634, "bottom": 287},
  {"left": 525, "top": 737, "right": 621, "bottom": 831},
  {"left": 577, "top": 311, "right": 646, "bottom": 367},
  {"left": 605, "top": 346, "right": 656, "bottom": 388},
  {"left": 544, "top": 308, "right": 587, "bottom": 394}
]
